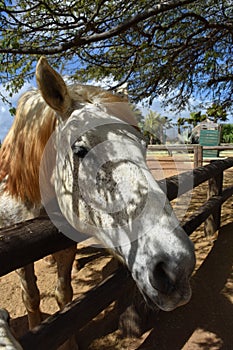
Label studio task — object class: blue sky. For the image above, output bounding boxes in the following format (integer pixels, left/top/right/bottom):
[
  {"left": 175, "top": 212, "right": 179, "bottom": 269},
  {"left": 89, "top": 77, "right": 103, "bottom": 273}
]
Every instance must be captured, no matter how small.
[
  {"left": 0, "top": 84, "right": 21, "bottom": 141},
  {"left": 0, "top": 82, "right": 33, "bottom": 142}
]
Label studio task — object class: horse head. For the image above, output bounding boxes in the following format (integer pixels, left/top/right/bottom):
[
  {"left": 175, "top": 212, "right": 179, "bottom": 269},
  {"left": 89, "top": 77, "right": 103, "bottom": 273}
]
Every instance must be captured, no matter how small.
[{"left": 37, "top": 57, "right": 195, "bottom": 312}]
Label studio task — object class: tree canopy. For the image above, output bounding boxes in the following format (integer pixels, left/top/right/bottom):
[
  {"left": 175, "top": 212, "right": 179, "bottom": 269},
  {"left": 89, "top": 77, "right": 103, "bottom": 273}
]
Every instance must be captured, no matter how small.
[
  {"left": 1, "top": 0, "right": 233, "bottom": 110},
  {"left": 221, "top": 124, "right": 233, "bottom": 143}
]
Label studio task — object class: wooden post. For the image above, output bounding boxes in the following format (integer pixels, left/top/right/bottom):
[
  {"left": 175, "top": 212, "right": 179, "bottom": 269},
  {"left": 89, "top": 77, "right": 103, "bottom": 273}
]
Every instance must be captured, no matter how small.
[
  {"left": 204, "top": 163, "right": 223, "bottom": 237},
  {"left": 194, "top": 145, "right": 203, "bottom": 168}
]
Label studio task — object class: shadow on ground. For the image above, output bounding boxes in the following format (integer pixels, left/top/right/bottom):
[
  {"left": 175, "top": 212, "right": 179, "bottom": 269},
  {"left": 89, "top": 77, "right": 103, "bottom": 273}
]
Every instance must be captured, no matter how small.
[{"left": 137, "top": 222, "right": 233, "bottom": 350}]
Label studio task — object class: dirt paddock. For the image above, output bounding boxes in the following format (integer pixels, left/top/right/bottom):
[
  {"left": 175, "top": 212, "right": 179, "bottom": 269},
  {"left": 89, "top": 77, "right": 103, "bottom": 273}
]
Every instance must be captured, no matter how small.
[{"left": 0, "top": 154, "right": 232, "bottom": 349}]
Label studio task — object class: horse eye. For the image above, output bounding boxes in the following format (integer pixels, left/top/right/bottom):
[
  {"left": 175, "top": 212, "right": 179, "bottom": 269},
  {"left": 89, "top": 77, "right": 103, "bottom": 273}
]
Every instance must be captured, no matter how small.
[{"left": 71, "top": 144, "right": 89, "bottom": 158}]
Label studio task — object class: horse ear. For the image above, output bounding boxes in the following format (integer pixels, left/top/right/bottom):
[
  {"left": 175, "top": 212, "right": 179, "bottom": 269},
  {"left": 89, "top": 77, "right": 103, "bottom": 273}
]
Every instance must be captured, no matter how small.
[{"left": 36, "top": 57, "right": 72, "bottom": 118}]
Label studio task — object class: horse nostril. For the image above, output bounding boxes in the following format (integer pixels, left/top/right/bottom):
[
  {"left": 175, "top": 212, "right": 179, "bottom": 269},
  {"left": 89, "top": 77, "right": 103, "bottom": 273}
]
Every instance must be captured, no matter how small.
[{"left": 149, "top": 261, "right": 176, "bottom": 295}]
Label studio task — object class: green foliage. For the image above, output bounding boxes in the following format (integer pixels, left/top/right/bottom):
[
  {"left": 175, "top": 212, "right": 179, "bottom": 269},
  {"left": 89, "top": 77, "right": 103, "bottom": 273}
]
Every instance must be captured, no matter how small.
[
  {"left": 0, "top": 0, "right": 233, "bottom": 110},
  {"left": 9, "top": 106, "right": 16, "bottom": 116},
  {"left": 140, "top": 110, "right": 172, "bottom": 144},
  {"left": 206, "top": 103, "right": 228, "bottom": 123},
  {"left": 189, "top": 112, "right": 207, "bottom": 127},
  {"left": 221, "top": 124, "right": 233, "bottom": 144}
]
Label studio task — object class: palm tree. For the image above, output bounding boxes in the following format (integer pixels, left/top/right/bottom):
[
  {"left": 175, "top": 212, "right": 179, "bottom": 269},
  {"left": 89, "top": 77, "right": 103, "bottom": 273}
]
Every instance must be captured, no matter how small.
[
  {"left": 177, "top": 117, "right": 186, "bottom": 134},
  {"left": 206, "top": 103, "right": 228, "bottom": 123},
  {"left": 143, "top": 111, "right": 172, "bottom": 144},
  {"left": 188, "top": 111, "right": 207, "bottom": 127}
]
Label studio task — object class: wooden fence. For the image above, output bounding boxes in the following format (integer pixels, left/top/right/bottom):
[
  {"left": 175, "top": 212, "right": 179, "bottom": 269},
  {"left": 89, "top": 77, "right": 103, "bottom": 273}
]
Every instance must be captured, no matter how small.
[
  {"left": 147, "top": 144, "right": 233, "bottom": 167},
  {"left": 0, "top": 158, "right": 233, "bottom": 349}
]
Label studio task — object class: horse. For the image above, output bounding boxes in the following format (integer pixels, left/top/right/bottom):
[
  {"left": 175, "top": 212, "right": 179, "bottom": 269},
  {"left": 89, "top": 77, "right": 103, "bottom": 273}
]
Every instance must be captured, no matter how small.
[
  {"left": 0, "top": 57, "right": 195, "bottom": 347},
  {"left": 0, "top": 309, "right": 23, "bottom": 350}
]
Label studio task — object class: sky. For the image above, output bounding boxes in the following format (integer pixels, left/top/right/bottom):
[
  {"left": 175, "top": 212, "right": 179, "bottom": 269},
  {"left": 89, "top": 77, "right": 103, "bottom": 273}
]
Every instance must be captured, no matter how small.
[{"left": 0, "top": 82, "right": 33, "bottom": 142}]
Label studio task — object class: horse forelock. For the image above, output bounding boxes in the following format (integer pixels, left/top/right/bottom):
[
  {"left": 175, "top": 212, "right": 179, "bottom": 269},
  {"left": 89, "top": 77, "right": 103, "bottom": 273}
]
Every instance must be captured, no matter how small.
[
  {"left": 68, "top": 84, "right": 127, "bottom": 104},
  {"left": 68, "top": 84, "right": 138, "bottom": 127}
]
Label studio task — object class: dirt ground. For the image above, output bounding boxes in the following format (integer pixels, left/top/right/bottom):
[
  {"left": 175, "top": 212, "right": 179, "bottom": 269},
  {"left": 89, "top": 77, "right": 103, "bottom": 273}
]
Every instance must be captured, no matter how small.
[{"left": 0, "top": 154, "right": 232, "bottom": 349}]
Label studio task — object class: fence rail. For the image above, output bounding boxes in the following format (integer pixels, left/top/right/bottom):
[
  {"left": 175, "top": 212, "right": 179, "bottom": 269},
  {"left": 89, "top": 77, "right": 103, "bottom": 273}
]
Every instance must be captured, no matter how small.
[
  {"left": 147, "top": 144, "right": 233, "bottom": 167},
  {"left": 0, "top": 158, "right": 233, "bottom": 349}
]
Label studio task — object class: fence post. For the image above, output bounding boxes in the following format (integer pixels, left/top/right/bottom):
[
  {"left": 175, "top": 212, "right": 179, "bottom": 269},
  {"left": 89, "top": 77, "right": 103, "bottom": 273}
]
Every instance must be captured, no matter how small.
[
  {"left": 204, "top": 164, "right": 223, "bottom": 236},
  {"left": 194, "top": 145, "right": 203, "bottom": 168}
]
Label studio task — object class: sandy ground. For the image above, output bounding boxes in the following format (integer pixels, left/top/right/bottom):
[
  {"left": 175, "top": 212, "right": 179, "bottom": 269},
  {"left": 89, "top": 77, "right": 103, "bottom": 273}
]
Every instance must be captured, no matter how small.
[{"left": 0, "top": 154, "right": 232, "bottom": 349}]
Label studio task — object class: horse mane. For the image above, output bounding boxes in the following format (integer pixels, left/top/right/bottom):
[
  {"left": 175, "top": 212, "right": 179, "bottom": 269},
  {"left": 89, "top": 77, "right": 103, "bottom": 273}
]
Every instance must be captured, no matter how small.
[
  {"left": 0, "top": 84, "right": 135, "bottom": 204},
  {"left": 0, "top": 90, "right": 57, "bottom": 204}
]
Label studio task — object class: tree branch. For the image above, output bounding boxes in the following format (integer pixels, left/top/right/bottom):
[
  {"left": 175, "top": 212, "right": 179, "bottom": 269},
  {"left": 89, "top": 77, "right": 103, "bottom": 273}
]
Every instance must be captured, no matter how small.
[
  {"left": 0, "top": 0, "right": 198, "bottom": 55},
  {"left": 207, "top": 75, "right": 233, "bottom": 86}
]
